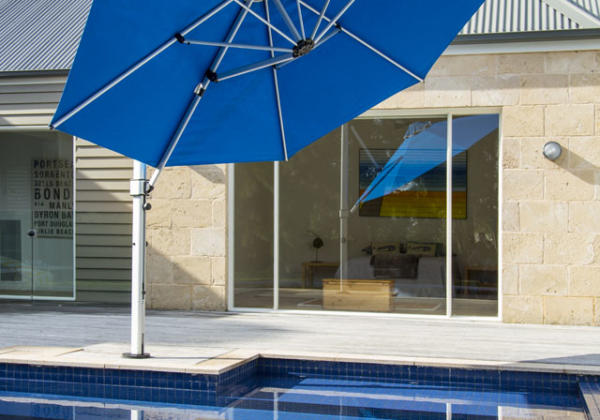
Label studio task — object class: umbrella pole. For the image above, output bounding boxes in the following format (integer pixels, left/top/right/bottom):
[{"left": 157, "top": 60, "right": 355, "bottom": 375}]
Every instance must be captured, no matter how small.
[
  {"left": 123, "top": 160, "right": 150, "bottom": 359},
  {"left": 339, "top": 124, "right": 349, "bottom": 290}
]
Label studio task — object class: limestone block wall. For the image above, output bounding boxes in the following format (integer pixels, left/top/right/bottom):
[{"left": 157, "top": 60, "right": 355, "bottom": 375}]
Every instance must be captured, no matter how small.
[
  {"left": 376, "top": 50, "right": 600, "bottom": 325},
  {"left": 142, "top": 50, "right": 599, "bottom": 325},
  {"left": 146, "top": 165, "right": 227, "bottom": 311}
]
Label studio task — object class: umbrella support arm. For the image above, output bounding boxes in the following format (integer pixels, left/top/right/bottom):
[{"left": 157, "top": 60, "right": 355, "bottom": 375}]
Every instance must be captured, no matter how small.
[
  {"left": 123, "top": 161, "right": 150, "bottom": 359},
  {"left": 149, "top": 0, "right": 257, "bottom": 189},
  {"left": 148, "top": 93, "right": 203, "bottom": 188},
  {"left": 51, "top": 0, "right": 234, "bottom": 129}
]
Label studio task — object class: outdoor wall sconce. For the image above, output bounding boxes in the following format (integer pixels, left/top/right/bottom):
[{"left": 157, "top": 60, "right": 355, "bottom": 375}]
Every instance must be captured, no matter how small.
[{"left": 543, "top": 141, "right": 562, "bottom": 161}]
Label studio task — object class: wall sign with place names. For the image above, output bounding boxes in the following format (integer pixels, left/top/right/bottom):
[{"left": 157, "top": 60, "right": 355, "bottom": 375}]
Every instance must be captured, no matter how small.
[{"left": 31, "top": 159, "right": 73, "bottom": 238}]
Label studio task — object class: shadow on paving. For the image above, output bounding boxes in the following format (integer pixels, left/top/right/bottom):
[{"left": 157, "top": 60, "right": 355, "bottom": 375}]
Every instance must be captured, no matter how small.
[
  {"left": 0, "top": 301, "right": 130, "bottom": 315},
  {"left": 527, "top": 354, "right": 600, "bottom": 366},
  {"left": 0, "top": 302, "right": 238, "bottom": 318}
]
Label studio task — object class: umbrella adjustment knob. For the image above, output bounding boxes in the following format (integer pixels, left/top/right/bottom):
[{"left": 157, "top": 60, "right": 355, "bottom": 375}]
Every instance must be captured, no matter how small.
[
  {"left": 205, "top": 70, "right": 218, "bottom": 82},
  {"left": 293, "top": 39, "right": 314, "bottom": 58},
  {"left": 174, "top": 32, "right": 185, "bottom": 43}
]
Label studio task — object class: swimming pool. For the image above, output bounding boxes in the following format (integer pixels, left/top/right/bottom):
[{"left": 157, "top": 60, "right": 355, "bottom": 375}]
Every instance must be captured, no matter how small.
[{"left": 0, "top": 358, "right": 593, "bottom": 419}]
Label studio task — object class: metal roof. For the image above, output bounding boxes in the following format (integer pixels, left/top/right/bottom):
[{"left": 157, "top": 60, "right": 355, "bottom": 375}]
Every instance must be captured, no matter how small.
[
  {"left": 462, "top": 0, "right": 600, "bottom": 34},
  {"left": 0, "top": 0, "right": 91, "bottom": 72},
  {"left": 0, "top": 0, "right": 598, "bottom": 73}
]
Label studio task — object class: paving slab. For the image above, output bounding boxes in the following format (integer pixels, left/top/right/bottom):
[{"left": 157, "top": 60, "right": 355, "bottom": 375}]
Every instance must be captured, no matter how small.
[
  {"left": 1, "top": 342, "right": 600, "bottom": 377},
  {"left": 579, "top": 380, "right": 600, "bottom": 420},
  {"left": 1, "top": 303, "right": 600, "bottom": 372},
  {"left": 0, "top": 343, "right": 256, "bottom": 374}
]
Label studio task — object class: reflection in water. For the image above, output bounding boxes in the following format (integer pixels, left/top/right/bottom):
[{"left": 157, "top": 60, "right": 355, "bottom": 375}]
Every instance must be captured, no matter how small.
[{"left": 0, "top": 374, "right": 584, "bottom": 420}]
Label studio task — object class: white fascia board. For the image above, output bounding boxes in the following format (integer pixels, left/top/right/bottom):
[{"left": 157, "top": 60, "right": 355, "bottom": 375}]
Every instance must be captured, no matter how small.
[{"left": 444, "top": 37, "right": 600, "bottom": 55}]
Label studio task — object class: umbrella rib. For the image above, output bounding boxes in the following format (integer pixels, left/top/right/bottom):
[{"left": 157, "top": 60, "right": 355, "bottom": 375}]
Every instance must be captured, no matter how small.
[
  {"left": 184, "top": 39, "right": 293, "bottom": 53},
  {"left": 265, "top": 0, "right": 289, "bottom": 160},
  {"left": 297, "top": 0, "right": 306, "bottom": 40},
  {"left": 217, "top": 54, "right": 295, "bottom": 81},
  {"left": 313, "top": 26, "right": 341, "bottom": 48},
  {"left": 232, "top": 0, "right": 297, "bottom": 46},
  {"left": 299, "top": 0, "right": 423, "bottom": 82},
  {"left": 340, "top": 29, "right": 423, "bottom": 82},
  {"left": 310, "top": 0, "right": 330, "bottom": 40},
  {"left": 150, "top": 0, "right": 257, "bottom": 186},
  {"left": 272, "top": 0, "right": 302, "bottom": 41},
  {"left": 51, "top": 0, "right": 234, "bottom": 129},
  {"left": 208, "top": 0, "right": 257, "bottom": 77},
  {"left": 313, "top": 0, "right": 355, "bottom": 43}
]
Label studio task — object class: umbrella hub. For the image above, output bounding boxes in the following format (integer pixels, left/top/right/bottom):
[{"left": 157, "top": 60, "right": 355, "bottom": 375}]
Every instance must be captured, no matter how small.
[{"left": 293, "top": 39, "right": 314, "bottom": 57}]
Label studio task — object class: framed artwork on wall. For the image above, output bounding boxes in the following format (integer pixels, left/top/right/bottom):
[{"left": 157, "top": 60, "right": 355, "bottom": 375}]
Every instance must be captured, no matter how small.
[{"left": 358, "top": 148, "right": 467, "bottom": 219}]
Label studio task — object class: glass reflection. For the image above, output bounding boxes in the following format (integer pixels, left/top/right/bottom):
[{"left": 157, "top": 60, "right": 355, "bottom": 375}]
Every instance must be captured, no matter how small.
[
  {"left": 341, "top": 118, "right": 448, "bottom": 315},
  {"left": 233, "top": 114, "right": 499, "bottom": 317},
  {"left": 451, "top": 114, "right": 499, "bottom": 316},
  {"left": 0, "top": 131, "right": 74, "bottom": 299},
  {"left": 234, "top": 162, "right": 274, "bottom": 308}
]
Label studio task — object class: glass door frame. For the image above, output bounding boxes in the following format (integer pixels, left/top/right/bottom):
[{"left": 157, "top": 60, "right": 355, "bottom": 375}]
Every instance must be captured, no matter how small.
[
  {"left": 0, "top": 128, "right": 76, "bottom": 301},
  {"left": 228, "top": 107, "right": 502, "bottom": 320}
]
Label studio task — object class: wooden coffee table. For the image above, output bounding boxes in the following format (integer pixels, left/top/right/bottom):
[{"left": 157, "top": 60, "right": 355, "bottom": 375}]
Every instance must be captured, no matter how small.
[{"left": 322, "top": 278, "right": 394, "bottom": 312}]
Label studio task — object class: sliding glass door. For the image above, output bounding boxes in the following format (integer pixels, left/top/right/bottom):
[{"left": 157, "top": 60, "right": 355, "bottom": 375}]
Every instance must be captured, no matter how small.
[
  {"left": 450, "top": 115, "right": 499, "bottom": 316},
  {"left": 338, "top": 117, "right": 449, "bottom": 315},
  {"left": 278, "top": 129, "right": 341, "bottom": 310},
  {"left": 232, "top": 113, "right": 499, "bottom": 317}
]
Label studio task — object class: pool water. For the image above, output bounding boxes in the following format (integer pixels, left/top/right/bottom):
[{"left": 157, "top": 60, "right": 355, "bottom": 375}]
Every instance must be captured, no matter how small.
[{"left": 0, "top": 367, "right": 586, "bottom": 420}]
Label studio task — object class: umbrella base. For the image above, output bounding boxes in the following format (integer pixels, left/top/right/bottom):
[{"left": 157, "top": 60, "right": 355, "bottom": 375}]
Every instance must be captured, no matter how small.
[{"left": 122, "top": 352, "right": 151, "bottom": 359}]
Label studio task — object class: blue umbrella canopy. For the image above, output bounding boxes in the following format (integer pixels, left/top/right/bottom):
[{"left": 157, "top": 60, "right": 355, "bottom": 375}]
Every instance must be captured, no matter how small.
[
  {"left": 51, "top": 0, "right": 484, "bottom": 169},
  {"left": 354, "top": 114, "right": 500, "bottom": 209}
]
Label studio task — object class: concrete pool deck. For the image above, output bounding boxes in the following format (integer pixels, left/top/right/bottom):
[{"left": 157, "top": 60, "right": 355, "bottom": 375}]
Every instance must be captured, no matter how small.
[{"left": 1, "top": 302, "right": 600, "bottom": 374}]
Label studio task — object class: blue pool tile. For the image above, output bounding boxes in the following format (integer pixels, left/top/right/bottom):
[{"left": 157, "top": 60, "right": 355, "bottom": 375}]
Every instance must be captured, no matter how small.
[{"left": 0, "top": 357, "right": 595, "bottom": 418}]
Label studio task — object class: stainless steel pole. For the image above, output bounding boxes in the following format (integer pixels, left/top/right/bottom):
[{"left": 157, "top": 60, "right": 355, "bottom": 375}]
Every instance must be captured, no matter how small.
[{"left": 124, "top": 160, "right": 150, "bottom": 358}]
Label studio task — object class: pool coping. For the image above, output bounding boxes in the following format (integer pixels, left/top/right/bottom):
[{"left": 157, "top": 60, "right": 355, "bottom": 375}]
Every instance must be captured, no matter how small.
[
  {"left": 1, "top": 344, "right": 599, "bottom": 418},
  {"left": 2, "top": 344, "right": 600, "bottom": 377}
]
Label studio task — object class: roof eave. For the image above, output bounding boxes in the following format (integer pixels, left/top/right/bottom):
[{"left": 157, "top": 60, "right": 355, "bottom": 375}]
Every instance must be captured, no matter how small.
[{"left": 446, "top": 28, "right": 600, "bottom": 55}]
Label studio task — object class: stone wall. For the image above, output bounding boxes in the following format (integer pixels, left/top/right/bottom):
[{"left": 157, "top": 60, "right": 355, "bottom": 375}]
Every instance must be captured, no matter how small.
[
  {"left": 144, "top": 50, "right": 600, "bottom": 325},
  {"left": 146, "top": 165, "right": 227, "bottom": 311},
  {"left": 376, "top": 50, "right": 600, "bottom": 325}
]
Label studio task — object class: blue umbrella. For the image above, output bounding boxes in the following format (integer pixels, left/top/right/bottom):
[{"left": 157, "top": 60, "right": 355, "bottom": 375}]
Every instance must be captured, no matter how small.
[
  {"left": 353, "top": 114, "right": 499, "bottom": 211},
  {"left": 50, "top": 0, "right": 484, "bottom": 357},
  {"left": 51, "top": 0, "right": 484, "bottom": 172}
]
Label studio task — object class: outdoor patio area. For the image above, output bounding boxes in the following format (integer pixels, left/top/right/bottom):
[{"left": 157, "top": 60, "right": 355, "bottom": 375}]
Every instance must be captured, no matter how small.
[{"left": 1, "top": 303, "right": 600, "bottom": 374}]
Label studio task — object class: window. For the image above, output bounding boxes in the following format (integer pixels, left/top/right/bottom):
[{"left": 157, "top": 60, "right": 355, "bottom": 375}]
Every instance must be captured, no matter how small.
[{"left": 232, "top": 113, "right": 499, "bottom": 317}]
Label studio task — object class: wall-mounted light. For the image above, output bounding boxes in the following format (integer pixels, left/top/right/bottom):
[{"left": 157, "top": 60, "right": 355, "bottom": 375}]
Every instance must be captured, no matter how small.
[{"left": 543, "top": 141, "right": 562, "bottom": 161}]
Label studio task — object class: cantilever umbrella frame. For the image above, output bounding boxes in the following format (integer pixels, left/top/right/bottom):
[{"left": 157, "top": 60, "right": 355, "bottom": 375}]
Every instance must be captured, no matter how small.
[
  {"left": 50, "top": 0, "right": 484, "bottom": 358},
  {"left": 51, "top": 0, "right": 427, "bottom": 358}
]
